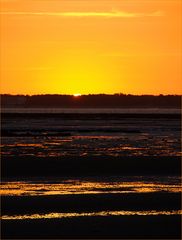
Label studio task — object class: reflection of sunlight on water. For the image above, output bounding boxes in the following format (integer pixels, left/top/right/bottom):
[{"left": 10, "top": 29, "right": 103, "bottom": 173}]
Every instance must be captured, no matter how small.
[
  {"left": 1, "top": 180, "right": 181, "bottom": 196},
  {"left": 2, "top": 210, "right": 182, "bottom": 220},
  {"left": 2, "top": 131, "right": 181, "bottom": 157}
]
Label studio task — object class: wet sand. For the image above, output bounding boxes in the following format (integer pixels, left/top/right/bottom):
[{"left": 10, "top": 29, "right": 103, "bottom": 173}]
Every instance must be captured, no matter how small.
[
  {"left": 2, "top": 191, "right": 181, "bottom": 239},
  {"left": 1, "top": 112, "right": 181, "bottom": 239},
  {"left": 1, "top": 192, "right": 181, "bottom": 215},
  {"left": 2, "top": 215, "right": 181, "bottom": 239},
  {"left": 2, "top": 156, "right": 181, "bottom": 180}
]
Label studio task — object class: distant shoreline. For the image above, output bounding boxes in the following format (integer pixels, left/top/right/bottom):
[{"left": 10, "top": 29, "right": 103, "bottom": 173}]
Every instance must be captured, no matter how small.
[{"left": 1, "top": 94, "right": 181, "bottom": 108}]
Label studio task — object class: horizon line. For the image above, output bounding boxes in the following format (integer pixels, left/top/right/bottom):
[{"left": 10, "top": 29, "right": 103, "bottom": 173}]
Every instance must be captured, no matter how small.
[{"left": 1, "top": 93, "right": 181, "bottom": 97}]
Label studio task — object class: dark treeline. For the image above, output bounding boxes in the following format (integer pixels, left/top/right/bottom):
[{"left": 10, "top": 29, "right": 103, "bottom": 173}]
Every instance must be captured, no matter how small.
[{"left": 1, "top": 94, "right": 181, "bottom": 108}]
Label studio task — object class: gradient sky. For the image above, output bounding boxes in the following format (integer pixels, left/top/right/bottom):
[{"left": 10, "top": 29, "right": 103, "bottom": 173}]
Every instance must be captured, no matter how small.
[{"left": 0, "top": 0, "right": 181, "bottom": 95}]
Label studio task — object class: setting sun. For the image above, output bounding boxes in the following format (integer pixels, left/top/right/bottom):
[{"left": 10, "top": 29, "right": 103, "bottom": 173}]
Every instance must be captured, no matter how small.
[
  {"left": 73, "top": 93, "right": 82, "bottom": 97},
  {"left": 0, "top": 1, "right": 181, "bottom": 239},
  {"left": 0, "top": 0, "right": 181, "bottom": 95}
]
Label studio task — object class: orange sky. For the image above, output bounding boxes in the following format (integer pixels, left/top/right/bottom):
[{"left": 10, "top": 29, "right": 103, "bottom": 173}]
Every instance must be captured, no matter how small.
[{"left": 0, "top": 0, "right": 181, "bottom": 95}]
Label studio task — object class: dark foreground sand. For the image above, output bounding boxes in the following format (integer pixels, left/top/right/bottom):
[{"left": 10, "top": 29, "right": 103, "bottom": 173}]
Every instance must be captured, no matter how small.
[
  {"left": 2, "top": 156, "right": 181, "bottom": 180},
  {"left": 2, "top": 154, "right": 181, "bottom": 239},
  {"left": 2, "top": 192, "right": 181, "bottom": 239},
  {"left": 2, "top": 192, "right": 181, "bottom": 215},
  {"left": 2, "top": 215, "right": 181, "bottom": 239}
]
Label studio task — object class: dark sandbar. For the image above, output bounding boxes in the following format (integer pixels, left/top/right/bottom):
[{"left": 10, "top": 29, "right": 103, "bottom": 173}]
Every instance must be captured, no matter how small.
[
  {"left": 2, "top": 192, "right": 180, "bottom": 215},
  {"left": 2, "top": 215, "right": 181, "bottom": 239},
  {"left": 2, "top": 156, "right": 181, "bottom": 180}
]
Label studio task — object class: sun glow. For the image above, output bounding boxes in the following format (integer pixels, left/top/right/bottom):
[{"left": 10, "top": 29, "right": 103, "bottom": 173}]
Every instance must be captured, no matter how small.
[
  {"left": 0, "top": 0, "right": 181, "bottom": 95},
  {"left": 73, "top": 93, "right": 81, "bottom": 97}
]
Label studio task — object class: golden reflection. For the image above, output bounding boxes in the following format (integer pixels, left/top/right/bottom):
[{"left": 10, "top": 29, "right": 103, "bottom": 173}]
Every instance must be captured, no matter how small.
[
  {"left": 1, "top": 180, "right": 181, "bottom": 196},
  {"left": 1, "top": 210, "right": 182, "bottom": 220},
  {"left": 2, "top": 134, "right": 180, "bottom": 157}
]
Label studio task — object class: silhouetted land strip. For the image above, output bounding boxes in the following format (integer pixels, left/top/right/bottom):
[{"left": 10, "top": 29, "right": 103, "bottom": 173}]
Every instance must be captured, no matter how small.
[
  {"left": 2, "top": 192, "right": 180, "bottom": 215},
  {"left": 2, "top": 156, "right": 180, "bottom": 180},
  {"left": 1, "top": 94, "right": 181, "bottom": 108},
  {"left": 2, "top": 215, "right": 181, "bottom": 239}
]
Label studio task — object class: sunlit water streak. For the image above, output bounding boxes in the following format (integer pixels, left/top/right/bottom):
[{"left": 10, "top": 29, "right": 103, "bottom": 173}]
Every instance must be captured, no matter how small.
[
  {"left": 1, "top": 134, "right": 181, "bottom": 157},
  {"left": 2, "top": 210, "right": 182, "bottom": 220},
  {"left": 2, "top": 111, "right": 181, "bottom": 157},
  {"left": 1, "top": 179, "right": 181, "bottom": 196}
]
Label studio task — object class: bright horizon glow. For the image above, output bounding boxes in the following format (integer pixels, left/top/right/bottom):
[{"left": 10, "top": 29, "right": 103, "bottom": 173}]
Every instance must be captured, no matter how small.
[
  {"left": 0, "top": 0, "right": 181, "bottom": 95},
  {"left": 0, "top": 10, "right": 164, "bottom": 18},
  {"left": 73, "top": 93, "right": 82, "bottom": 97}
]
